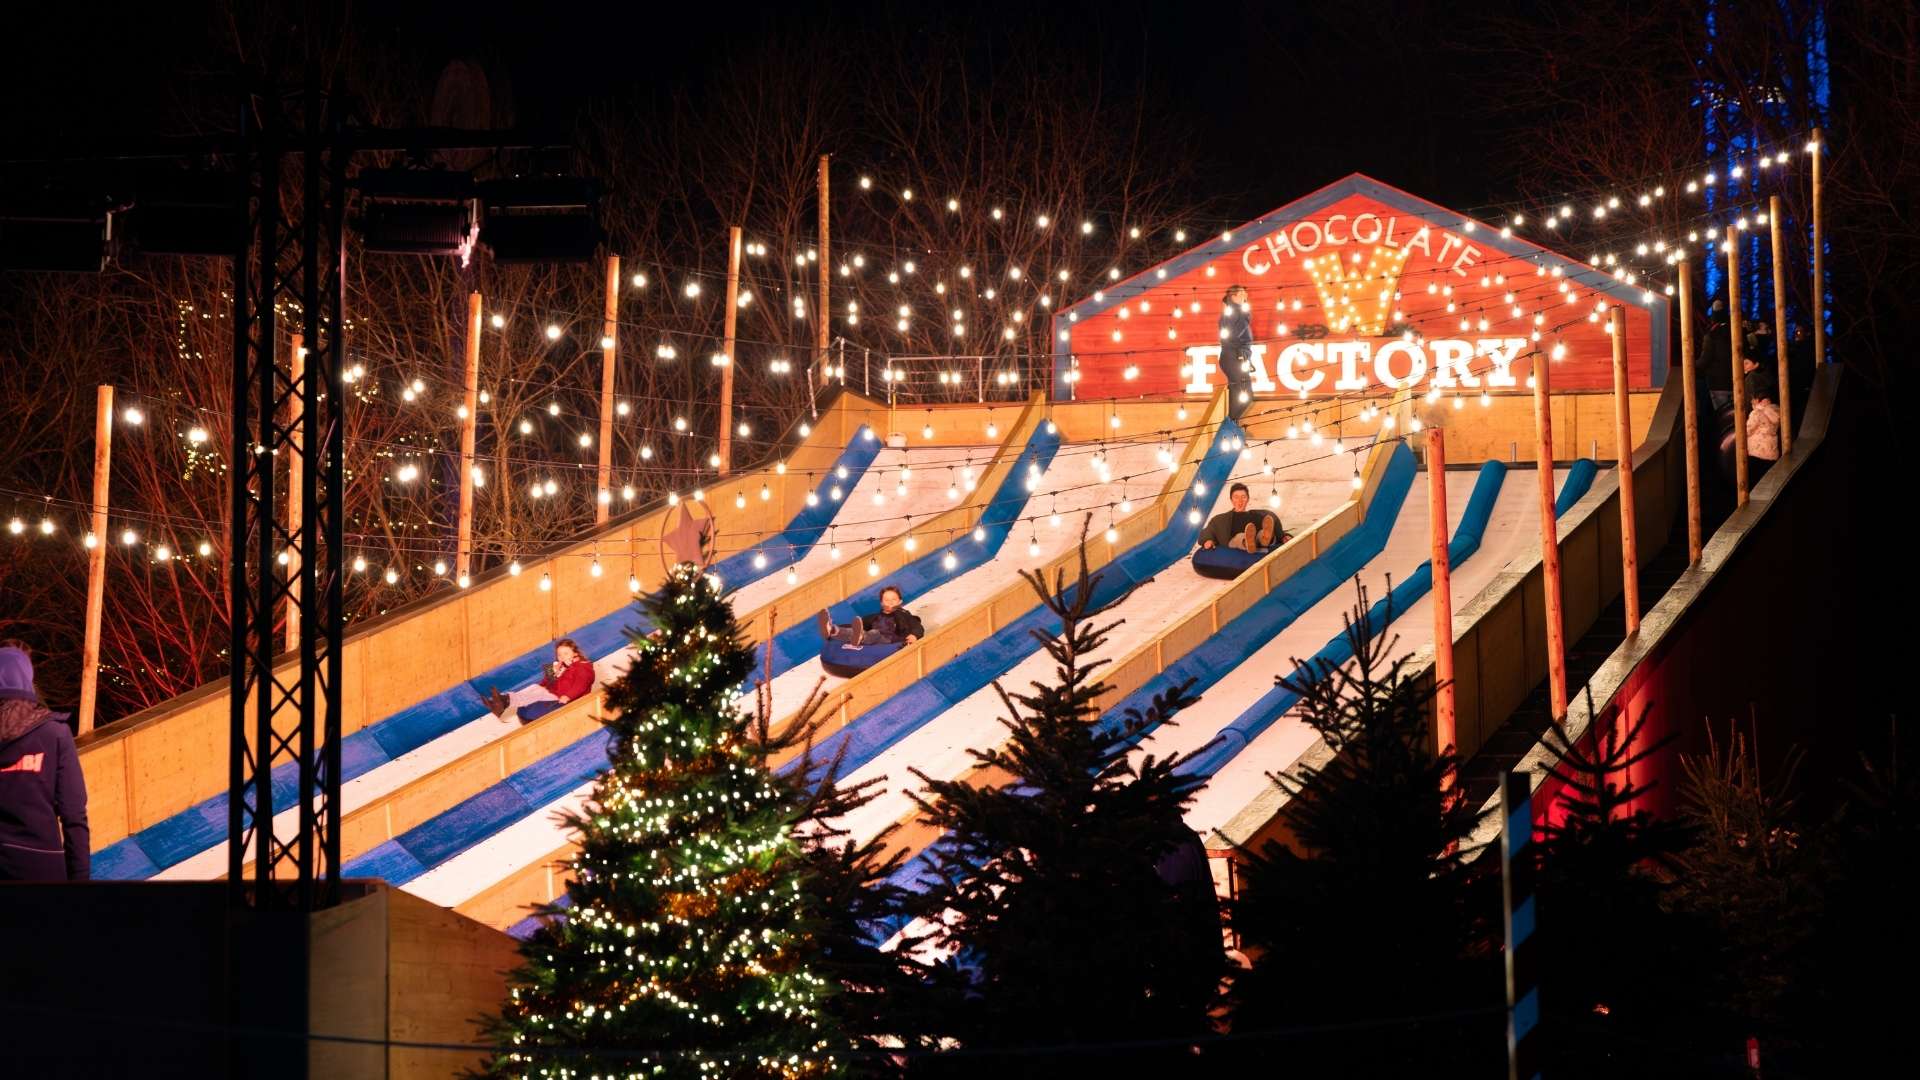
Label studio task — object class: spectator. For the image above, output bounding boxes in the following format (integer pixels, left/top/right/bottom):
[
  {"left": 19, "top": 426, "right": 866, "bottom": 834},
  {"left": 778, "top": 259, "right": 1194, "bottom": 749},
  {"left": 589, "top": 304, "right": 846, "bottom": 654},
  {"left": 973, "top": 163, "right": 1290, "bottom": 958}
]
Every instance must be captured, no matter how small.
[
  {"left": 1699, "top": 299, "right": 1734, "bottom": 411},
  {"left": 1745, "top": 372, "right": 1781, "bottom": 479},
  {"left": 0, "top": 645, "right": 89, "bottom": 881},
  {"left": 1218, "top": 285, "right": 1256, "bottom": 419},
  {"left": 817, "top": 585, "right": 924, "bottom": 647},
  {"left": 1786, "top": 322, "right": 1815, "bottom": 420},
  {"left": 486, "top": 638, "right": 594, "bottom": 723}
]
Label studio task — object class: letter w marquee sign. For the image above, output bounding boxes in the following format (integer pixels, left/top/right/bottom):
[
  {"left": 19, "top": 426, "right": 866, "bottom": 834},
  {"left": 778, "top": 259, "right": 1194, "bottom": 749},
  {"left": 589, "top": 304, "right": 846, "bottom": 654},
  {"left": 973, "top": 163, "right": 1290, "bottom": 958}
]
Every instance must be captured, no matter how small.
[{"left": 1050, "top": 175, "right": 1669, "bottom": 401}]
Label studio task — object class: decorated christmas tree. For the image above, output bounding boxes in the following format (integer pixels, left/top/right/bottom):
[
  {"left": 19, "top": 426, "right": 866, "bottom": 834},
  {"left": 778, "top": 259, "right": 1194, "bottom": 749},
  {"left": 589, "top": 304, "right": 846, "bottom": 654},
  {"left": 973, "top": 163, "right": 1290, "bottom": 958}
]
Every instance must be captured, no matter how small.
[{"left": 478, "top": 563, "right": 846, "bottom": 1078}]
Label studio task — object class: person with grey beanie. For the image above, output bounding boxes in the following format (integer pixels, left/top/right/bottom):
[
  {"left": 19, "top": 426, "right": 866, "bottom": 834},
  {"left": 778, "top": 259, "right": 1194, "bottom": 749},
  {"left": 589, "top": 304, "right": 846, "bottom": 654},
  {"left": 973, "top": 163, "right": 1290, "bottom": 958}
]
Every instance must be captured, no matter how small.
[{"left": 0, "top": 646, "right": 89, "bottom": 881}]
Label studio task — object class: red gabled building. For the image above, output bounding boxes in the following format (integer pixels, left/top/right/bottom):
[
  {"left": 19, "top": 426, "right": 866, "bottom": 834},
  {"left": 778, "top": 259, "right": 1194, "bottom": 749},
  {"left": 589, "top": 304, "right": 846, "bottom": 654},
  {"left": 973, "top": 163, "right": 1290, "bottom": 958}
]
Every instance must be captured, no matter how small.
[{"left": 1051, "top": 174, "right": 1669, "bottom": 403}]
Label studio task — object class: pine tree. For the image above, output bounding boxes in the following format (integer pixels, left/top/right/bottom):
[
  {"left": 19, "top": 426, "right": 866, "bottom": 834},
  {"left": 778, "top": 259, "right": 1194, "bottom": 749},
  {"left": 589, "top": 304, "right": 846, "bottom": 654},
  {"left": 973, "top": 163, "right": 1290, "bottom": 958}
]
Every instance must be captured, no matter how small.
[
  {"left": 478, "top": 564, "right": 846, "bottom": 1079},
  {"left": 1226, "top": 580, "right": 1497, "bottom": 1075},
  {"left": 902, "top": 537, "right": 1223, "bottom": 1076},
  {"left": 1666, "top": 724, "right": 1825, "bottom": 1061},
  {"left": 1526, "top": 697, "right": 1710, "bottom": 1076}
]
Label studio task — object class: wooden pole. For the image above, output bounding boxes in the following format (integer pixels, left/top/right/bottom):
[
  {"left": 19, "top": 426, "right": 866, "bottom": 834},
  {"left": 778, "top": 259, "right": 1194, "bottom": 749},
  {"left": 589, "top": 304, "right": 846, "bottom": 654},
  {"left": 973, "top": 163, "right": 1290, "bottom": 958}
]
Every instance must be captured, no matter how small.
[
  {"left": 718, "top": 226, "right": 741, "bottom": 476},
  {"left": 1427, "top": 427, "right": 1456, "bottom": 770},
  {"left": 1769, "top": 195, "right": 1793, "bottom": 455},
  {"left": 1727, "top": 242, "right": 1750, "bottom": 507},
  {"left": 1609, "top": 306, "right": 1641, "bottom": 636},
  {"left": 1532, "top": 353, "right": 1569, "bottom": 721},
  {"left": 1810, "top": 127, "right": 1826, "bottom": 369},
  {"left": 78, "top": 384, "right": 112, "bottom": 735},
  {"left": 285, "top": 334, "right": 303, "bottom": 653},
  {"left": 597, "top": 256, "right": 620, "bottom": 522},
  {"left": 458, "top": 294, "right": 480, "bottom": 577},
  {"left": 1677, "top": 257, "right": 1703, "bottom": 566},
  {"left": 816, "top": 155, "right": 830, "bottom": 410}
]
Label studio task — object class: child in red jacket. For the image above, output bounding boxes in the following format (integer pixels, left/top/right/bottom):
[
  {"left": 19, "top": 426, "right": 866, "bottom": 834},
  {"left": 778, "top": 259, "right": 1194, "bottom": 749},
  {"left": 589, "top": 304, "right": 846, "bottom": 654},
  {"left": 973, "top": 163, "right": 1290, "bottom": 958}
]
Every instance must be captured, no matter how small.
[{"left": 487, "top": 638, "right": 595, "bottom": 724}]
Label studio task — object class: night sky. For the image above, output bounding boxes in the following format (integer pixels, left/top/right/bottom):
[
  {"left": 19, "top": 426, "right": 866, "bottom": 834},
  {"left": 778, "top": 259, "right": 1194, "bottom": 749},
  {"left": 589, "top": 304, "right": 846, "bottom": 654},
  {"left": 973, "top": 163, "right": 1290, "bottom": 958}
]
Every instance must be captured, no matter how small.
[{"left": 5, "top": 1, "right": 1490, "bottom": 223}]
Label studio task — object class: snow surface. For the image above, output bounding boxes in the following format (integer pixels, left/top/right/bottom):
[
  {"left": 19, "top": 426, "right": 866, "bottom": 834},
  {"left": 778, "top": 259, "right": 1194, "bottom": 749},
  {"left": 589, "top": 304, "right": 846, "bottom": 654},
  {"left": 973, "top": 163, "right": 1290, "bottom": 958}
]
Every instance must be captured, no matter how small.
[
  {"left": 153, "top": 445, "right": 979, "bottom": 882},
  {"left": 1178, "top": 468, "right": 1584, "bottom": 839},
  {"left": 826, "top": 439, "right": 1358, "bottom": 850}
]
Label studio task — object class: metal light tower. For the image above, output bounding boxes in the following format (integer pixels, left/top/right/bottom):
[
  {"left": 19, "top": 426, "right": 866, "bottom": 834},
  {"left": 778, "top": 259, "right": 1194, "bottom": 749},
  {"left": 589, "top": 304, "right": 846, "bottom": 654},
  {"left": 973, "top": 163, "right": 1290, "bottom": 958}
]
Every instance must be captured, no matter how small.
[{"left": 227, "top": 74, "right": 349, "bottom": 910}]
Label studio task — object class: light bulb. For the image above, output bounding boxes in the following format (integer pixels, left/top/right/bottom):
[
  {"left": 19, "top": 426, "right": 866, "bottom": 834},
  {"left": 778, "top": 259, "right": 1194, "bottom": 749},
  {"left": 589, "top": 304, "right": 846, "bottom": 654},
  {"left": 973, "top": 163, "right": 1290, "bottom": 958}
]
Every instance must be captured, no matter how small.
[
  {"left": 1269, "top": 491, "right": 1281, "bottom": 508},
  {"left": 942, "top": 549, "right": 958, "bottom": 570},
  {"left": 1351, "top": 469, "right": 1364, "bottom": 490},
  {"left": 947, "top": 484, "right": 959, "bottom": 501},
  {"left": 923, "top": 422, "right": 935, "bottom": 440},
  {"left": 509, "top": 561, "right": 522, "bottom": 576},
  {"left": 433, "top": 560, "right": 448, "bottom": 576},
  {"left": 83, "top": 532, "right": 98, "bottom": 549},
  {"left": 972, "top": 526, "right": 986, "bottom": 543},
  {"left": 5, "top": 518, "right": 20, "bottom": 534},
  {"left": 458, "top": 574, "right": 472, "bottom": 589},
  {"left": 590, "top": 560, "right": 603, "bottom": 577},
  {"left": 867, "top": 556, "right": 879, "bottom": 577},
  {"left": 154, "top": 545, "right": 172, "bottom": 562},
  {"left": 121, "top": 528, "right": 137, "bottom": 546},
  {"left": 736, "top": 492, "right": 747, "bottom": 509},
  {"left": 830, "top": 543, "right": 842, "bottom": 560},
  {"left": 786, "top": 567, "right": 798, "bottom": 585},
  {"left": 1188, "top": 509, "right": 1201, "bottom": 525},
  {"left": 351, "top": 555, "right": 366, "bottom": 572},
  {"left": 628, "top": 575, "right": 640, "bottom": 593},
  {"left": 1028, "top": 536, "right": 1041, "bottom": 557},
  {"left": 905, "top": 535, "right": 919, "bottom": 552},
  {"left": 197, "top": 541, "right": 212, "bottom": 557},
  {"left": 753, "top": 552, "right": 767, "bottom": 570},
  {"left": 538, "top": 572, "right": 551, "bottom": 591},
  {"left": 1104, "top": 526, "right": 1119, "bottom": 543},
  {"left": 385, "top": 568, "right": 399, "bottom": 584},
  {"left": 1120, "top": 498, "right": 1134, "bottom": 514},
  {"left": 123, "top": 407, "right": 144, "bottom": 425}
]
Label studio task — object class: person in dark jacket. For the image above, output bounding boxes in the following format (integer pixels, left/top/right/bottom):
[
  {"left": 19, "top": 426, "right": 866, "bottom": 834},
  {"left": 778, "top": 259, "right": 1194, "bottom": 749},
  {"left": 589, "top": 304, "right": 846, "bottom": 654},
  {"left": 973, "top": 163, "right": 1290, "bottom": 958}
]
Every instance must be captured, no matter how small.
[
  {"left": 1699, "top": 298, "right": 1734, "bottom": 411},
  {"left": 0, "top": 645, "right": 89, "bottom": 881},
  {"left": 1198, "top": 483, "right": 1287, "bottom": 552},
  {"left": 1218, "top": 284, "right": 1256, "bottom": 419},
  {"left": 816, "top": 585, "right": 925, "bottom": 647},
  {"left": 486, "top": 638, "right": 595, "bottom": 723}
]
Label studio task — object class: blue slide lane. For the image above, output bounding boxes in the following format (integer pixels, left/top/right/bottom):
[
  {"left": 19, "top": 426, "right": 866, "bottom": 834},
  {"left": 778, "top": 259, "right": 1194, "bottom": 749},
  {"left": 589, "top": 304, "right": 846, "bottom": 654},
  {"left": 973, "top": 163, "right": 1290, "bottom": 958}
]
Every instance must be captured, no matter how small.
[
  {"left": 873, "top": 456, "right": 1594, "bottom": 924},
  {"left": 1176, "top": 457, "right": 1593, "bottom": 783},
  {"left": 334, "top": 423, "right": 1060, "bottom": 889},
  {"left": 750, "top": 423, "right": 1062, "bottom": 682},
  {"left": 93, "top": 428, "right": 882, "bottom": 880},
  {"left": 505, "top": 419, "right": 1245, "bottom": 940}
]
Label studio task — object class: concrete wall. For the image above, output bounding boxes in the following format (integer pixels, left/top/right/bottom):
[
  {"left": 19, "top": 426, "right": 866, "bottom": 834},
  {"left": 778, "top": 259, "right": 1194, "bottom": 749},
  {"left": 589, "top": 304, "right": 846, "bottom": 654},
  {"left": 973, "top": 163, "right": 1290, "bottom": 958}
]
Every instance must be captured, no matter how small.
[
  {"left": 0, "top": 879, "right": 517, "bottom": 1078},
  {"left": 1465, "top": 365, "right": 1859, "bottom": 847}
]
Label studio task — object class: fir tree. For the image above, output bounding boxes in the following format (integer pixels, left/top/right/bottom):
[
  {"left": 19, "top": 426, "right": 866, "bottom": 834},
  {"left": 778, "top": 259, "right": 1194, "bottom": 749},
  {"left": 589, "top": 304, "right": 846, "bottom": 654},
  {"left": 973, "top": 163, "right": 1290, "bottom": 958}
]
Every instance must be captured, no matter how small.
[
  {"left": 1226, "top": 580, "right": 1497, "bottom": 1075},
  {"left": 902, "top": 537, "right": 1223, "bottom": 1076},
  {"left": 1666, "top": 724, "right": 1825, "bottom": 1061},
  {"left": 1526, "top": 696, "right": 1710, "bottom": 1076},
  {"left": 478, "top": 564, "right": 846, "bottom": 1079}
]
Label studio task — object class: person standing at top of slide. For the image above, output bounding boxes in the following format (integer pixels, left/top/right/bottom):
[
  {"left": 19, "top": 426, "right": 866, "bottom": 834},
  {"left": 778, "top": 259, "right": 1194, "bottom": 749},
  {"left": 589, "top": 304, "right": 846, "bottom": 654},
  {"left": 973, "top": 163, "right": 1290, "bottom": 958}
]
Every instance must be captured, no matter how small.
[{"left": 1219, "top": 284, "right": 1256, "bottom": 419}]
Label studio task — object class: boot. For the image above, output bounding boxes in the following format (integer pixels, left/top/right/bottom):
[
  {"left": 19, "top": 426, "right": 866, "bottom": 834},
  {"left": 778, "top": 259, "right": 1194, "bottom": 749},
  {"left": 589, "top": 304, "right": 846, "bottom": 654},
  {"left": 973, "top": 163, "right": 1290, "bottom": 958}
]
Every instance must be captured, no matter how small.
[
  {"left": 815, "top": 608, "right": 835, "bottom": 640},
  {"left": 486, "top": 689, "right": 508, "bottom": 717},
  {"left": 849, "top": 616, "right": 865, "bottom": 647}
]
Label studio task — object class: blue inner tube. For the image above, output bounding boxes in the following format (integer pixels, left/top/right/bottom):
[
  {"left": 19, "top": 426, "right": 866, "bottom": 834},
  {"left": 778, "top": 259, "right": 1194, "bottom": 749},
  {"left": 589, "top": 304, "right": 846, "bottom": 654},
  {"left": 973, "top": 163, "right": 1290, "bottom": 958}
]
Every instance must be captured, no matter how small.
[
  {"left": 1191, "top": 546, "right": 1264, "bottom": 579},
  {"left": 819, "top": 637, "right": 906, "bottom": 677}
]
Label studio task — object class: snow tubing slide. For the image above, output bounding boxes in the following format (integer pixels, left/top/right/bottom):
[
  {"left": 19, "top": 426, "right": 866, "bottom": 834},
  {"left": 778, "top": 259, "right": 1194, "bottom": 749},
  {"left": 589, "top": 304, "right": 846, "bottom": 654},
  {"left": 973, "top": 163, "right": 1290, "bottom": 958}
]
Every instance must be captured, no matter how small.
[
  {"left": 91, "top": 427, "right": 884, "bottom": 880},
  {"left": 321, "top": 424, "right": 1058, "bottom": 891}
]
